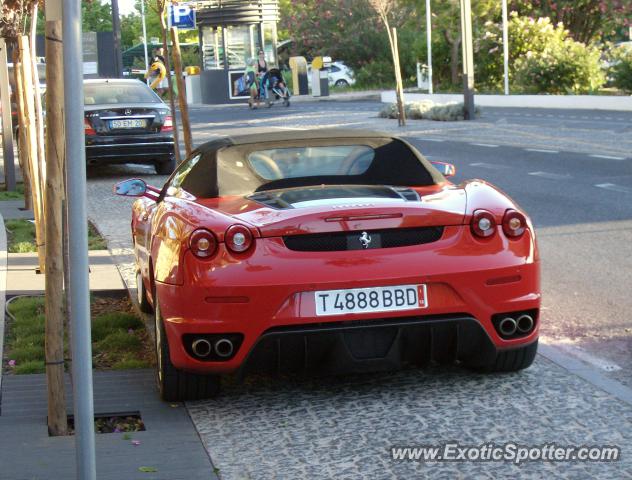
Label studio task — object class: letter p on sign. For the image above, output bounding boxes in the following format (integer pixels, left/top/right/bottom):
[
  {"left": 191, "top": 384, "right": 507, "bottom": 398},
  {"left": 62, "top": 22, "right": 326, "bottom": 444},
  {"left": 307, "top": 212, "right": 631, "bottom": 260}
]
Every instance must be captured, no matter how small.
[{"left": 168, "top": 4, "right": 196, "bottom": 30}]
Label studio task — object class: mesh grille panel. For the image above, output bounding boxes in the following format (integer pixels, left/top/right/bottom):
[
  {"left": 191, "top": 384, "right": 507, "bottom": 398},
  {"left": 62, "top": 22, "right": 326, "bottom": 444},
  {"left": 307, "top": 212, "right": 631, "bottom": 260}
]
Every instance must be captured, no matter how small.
[{"left": 283, "top": 227, "right": 444, "bottom": 252}]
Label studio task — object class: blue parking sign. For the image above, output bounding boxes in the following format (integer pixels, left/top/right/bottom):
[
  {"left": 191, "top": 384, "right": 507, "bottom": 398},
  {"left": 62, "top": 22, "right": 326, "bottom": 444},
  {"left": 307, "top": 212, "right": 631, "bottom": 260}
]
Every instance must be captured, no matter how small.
[{"left": 168, "top": 4, "right": 196, "bottom": 30}]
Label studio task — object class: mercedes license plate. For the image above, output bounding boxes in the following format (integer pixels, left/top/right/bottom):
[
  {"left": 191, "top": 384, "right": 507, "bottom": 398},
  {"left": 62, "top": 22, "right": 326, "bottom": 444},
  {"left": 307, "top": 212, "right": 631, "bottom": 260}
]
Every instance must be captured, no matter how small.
[{"left": 110, "top": 119, "right": 146, "bottom": 129}]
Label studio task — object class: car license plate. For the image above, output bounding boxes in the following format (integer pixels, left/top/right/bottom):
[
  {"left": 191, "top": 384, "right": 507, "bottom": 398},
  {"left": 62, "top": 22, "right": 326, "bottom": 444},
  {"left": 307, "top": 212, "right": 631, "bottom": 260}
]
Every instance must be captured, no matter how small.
[
  {"left": 110, "top": 119, "right": 146, "bottom": 129},
  {"left": 315, "top": 284, "right": 427, "bottom": 316}
]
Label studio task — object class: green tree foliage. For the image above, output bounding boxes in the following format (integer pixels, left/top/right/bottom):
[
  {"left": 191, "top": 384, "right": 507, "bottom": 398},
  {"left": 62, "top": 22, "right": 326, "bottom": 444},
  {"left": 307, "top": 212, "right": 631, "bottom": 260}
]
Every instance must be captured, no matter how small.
[
  {"left": 120, "top": 1, "right": 198, "bottom": 50},
  {"left": 608, "top": 45, "right": 632, "bottom": 93},
  {"left": 82, "top": 0, "right": 113, "bottom": 32},
  {"left": 279, "top": 0, "right": 422, "bottom": 88},
  {"left": 509, "top": 0, "right": 632, "bottom": 44},
  {"left": 477, "top": 14, "right": 605, "bottom": 93}
]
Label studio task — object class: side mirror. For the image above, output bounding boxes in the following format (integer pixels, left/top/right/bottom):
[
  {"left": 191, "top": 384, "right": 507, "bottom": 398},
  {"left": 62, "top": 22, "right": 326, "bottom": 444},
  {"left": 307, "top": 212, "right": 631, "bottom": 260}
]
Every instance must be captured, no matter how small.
[
  {"left": 114, "top": 178, "right": 147, "bottom": 197},
  {"left": 431, "top": 161, "right": 456, "bottom": 178}
]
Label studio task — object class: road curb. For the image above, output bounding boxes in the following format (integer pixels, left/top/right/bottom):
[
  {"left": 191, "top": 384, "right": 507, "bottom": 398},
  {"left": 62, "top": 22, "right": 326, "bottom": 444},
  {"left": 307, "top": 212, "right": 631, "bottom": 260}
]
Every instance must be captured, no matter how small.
[
  {"left": 382, "top": 91, "right": 632, "bottom": 111},
  {"left": 539, "top": 344, "right": 632, "bottom": 407}
]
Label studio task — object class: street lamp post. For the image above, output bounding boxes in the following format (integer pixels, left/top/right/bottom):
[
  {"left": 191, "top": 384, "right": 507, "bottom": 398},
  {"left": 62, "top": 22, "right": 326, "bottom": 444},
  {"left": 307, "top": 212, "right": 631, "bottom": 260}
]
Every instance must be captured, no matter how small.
[
  {"left": 460, "top": 0, "right": 475, "bottom": 119},
  {"left": 111, "top": 0, "right": 123, "bottom": 76},
  {"left": 425, "top": 0, "right": 433, "bottom": 94},
  {"left": 502, "top": 0, "right": 509, "bottom": 95},
  {"left": 141, "top": 0, "right": 149, "bottom": 76},
  {"left": 62, "top": 0, "right": 97, "bottom": 477}
]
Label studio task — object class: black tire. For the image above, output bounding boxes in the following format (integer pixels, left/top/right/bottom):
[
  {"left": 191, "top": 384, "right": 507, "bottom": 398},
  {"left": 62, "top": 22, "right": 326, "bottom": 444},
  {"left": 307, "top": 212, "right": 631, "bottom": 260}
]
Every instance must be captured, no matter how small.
[
  {"left": 154, "top": 155, "right": 176, "bottom": 175},
  {"left": 473, "top": 340, "right": 538, "bottom": 373},
  {"left": 154, "top": 295, "right": 221, "bottom": 401},
  {"left": 283, "top": 98, "right": 290, "bottom": 107},
  {"left": 136, "top": 270, "right": 153, "bottom": 313},
  {"left": 335, "top": 79, "right": 349, "bottom": 87}
]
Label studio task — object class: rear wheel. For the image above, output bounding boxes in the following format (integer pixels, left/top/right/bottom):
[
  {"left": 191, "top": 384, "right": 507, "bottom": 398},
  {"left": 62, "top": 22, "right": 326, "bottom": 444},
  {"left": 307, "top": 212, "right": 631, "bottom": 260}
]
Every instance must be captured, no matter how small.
[
  {"left": 469, "top": 340, "right": 538, "bottom": 373},
  {"left": 283, "top": 98, "right": 290, "bottom": 107},
  {"left": 154, "top": 155, "right": 176, "bottom": 175},
  {"left": 154, "top": 295, "right": 221, "bottom": 401},
  {"left": 136, "top": 270, "right": 152, "bottom": 313}
]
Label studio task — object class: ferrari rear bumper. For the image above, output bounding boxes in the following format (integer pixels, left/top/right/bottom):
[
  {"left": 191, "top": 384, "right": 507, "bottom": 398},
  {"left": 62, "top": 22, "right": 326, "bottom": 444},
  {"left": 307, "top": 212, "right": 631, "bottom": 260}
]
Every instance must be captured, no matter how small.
[
  {"left": 239, "top": 315, "right": 502, "bottom": 376},
  {"left": 155, "top": 226, "right": 541, "bottom": 375}
]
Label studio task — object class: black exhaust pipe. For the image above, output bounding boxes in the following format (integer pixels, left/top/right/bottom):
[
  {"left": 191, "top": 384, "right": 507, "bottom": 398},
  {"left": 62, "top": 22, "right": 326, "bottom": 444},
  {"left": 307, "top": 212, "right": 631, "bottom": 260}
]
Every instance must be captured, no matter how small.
[
  {"left": 498, "top": 317, "right": 517, "bottom": 336},
  {"left": 214, "top": 338, "right": 234, "bottom": 358},
  {"left": 191, "top": 338, "right": 212, "bottom": 357},
  {"left": 516, "top": 314, "right": 534, "bottom": 334}
]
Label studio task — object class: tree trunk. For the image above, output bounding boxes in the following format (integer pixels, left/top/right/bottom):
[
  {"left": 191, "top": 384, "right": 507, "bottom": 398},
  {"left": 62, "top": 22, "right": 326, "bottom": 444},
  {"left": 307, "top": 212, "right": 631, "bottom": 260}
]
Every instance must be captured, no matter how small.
[
  {"left": 450, "top": 36, "right": 461, "bottom": 86},
  {"left": 44, "top": 18, "right": 68, "bottom": 437}
]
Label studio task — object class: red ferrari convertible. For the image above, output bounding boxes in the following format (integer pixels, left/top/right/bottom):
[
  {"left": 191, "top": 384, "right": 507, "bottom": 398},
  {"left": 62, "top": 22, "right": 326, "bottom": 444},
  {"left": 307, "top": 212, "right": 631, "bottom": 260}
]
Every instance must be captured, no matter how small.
[{"left": 115, "top": 129, "right": 540, "bottom": 401}]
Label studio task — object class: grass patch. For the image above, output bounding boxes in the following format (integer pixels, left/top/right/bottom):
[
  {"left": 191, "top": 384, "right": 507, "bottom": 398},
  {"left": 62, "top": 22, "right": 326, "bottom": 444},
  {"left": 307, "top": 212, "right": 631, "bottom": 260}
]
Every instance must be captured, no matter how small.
[
  {"left": 0, "top": 182, "right": 25, "bottom": 201},
  {"left": 4, "top": 296, "right": 152, "bottom": 374},
  {"left": 5, "top": 219, "right": 108, "bottom": 253}
]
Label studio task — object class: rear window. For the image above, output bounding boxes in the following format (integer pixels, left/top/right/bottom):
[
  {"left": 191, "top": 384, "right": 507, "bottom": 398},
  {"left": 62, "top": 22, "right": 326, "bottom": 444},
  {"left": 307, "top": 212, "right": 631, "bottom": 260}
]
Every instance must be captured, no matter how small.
[
  {"left": 247, "top": 145, "right": 375, "bottom": 180},
  {"left": 84, "top": 83, "right": 160, "bottom": 105}
]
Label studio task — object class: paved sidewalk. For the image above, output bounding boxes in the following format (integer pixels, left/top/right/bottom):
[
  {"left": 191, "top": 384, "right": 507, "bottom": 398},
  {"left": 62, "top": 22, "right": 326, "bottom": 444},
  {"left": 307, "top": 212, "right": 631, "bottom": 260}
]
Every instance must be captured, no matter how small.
[
  {"left": 6, "top": 250, "right": 125, "bottom": 296},
  {"left": 0, "top": 370, "right": 217, "bottom": 480},
  {"left": 0, "top": 211, "right": 219, "bottom": 480}
]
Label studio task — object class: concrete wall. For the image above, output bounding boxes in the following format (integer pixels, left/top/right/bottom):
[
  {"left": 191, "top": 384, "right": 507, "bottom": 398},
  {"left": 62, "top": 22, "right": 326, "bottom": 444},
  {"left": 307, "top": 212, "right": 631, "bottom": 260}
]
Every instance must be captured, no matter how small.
[{"left": 380, "top": 91, "right": 632, "bottom": 111}]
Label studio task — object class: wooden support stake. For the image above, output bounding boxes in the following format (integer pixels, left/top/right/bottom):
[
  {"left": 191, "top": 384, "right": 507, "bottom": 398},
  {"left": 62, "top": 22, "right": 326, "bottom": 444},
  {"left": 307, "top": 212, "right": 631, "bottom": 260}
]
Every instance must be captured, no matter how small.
[
  {"left": 391, "top": 27, "right": 406, "bottom": 127},
  {"left": 31, "top": 3, "right": 47, "bottom": 202},
  {"left": 44, "top": 19, "right": 67, "bottom": 437},
  {"left": 17, "top": 36, "right": 45, "bottom": 272},
  {"left": 159, "top": 6, "right": 181, "bottom": 165},
  {"left": 11, "top": 47, "right": 32, "bottom": 211},
  {"left": 170, "top": 27, "right": 192, "bottom": 157}
]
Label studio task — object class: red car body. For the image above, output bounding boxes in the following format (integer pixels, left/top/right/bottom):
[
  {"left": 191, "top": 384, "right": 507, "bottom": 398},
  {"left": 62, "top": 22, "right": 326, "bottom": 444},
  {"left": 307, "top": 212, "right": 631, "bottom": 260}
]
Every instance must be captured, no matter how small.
[{"left": 116, "top": 130, "right": 540, "bottom": 401}]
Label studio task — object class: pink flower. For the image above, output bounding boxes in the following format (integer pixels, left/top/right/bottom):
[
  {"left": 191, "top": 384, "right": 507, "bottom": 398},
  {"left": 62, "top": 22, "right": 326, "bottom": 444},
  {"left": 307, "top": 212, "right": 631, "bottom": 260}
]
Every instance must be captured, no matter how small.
[
  {"left": 8, "top": 360, "right": 16, "bottom": 367},
  {"left": 128, "top": 328, "right": 134, "bottom": 335}
]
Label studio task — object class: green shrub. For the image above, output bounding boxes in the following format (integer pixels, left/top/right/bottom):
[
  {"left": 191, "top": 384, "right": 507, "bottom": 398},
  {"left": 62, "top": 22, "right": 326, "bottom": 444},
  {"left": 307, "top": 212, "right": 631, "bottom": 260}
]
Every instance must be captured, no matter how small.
[
  {"left": 477, "top": 14, "right": 605, "bottom": 93},
  {"left": 609, "top": 45, "right": 632, "bottom": 93},
  {"left": 355, "top": 60, "right": 396, "bottom": 89},
  {"left": 514, "top": 40, "right": 605, "bottom": 94}
]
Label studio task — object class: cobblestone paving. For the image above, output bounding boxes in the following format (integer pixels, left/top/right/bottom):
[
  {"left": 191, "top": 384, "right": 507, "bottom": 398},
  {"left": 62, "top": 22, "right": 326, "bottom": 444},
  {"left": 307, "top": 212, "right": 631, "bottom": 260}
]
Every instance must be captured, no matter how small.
[{"left": 188, "top": 356, "right": 632, "bottom": 479}]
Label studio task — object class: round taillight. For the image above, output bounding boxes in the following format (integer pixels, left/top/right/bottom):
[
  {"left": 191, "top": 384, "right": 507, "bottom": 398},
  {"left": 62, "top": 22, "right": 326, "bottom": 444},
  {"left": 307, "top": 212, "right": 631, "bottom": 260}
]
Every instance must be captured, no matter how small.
[
  {"left": 471, "top": 210, "right": 497, "bottom": 238},
  {"left": 189, "top": 229, "right": 218, "bottom": 258},
  {"left": 225, "top": 224, "right": 253, "bottom": 253},
  {"left": 502, "top": 209, "right": 527, "bottom": 238}
]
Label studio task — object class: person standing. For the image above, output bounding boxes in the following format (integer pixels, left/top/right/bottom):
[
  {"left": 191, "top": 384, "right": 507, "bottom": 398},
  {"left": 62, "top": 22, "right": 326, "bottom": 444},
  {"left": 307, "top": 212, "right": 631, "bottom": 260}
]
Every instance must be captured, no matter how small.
[{"left": 256, "top": 49, "right": 268, "bottom": 99}]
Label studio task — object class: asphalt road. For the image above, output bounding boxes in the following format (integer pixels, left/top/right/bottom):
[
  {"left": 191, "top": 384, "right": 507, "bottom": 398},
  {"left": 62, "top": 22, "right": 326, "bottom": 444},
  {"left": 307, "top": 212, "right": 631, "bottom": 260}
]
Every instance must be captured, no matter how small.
[{"left": 82, "top": 100, "right": 632, "bottom": 478}]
